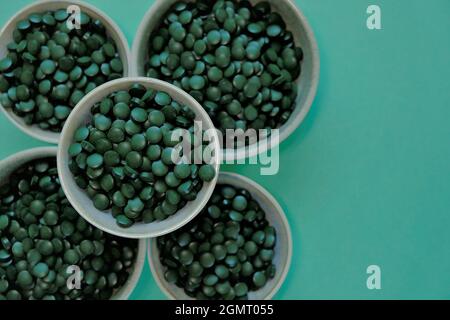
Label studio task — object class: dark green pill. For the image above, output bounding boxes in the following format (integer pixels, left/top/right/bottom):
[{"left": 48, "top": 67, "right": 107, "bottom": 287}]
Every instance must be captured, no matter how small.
[{"left": 93, "top": 194, "right": 109, "bottom": 210}]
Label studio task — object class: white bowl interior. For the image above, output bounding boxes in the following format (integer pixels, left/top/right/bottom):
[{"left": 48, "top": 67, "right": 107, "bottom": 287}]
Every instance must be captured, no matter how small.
[
  {"left": 58, "top": 77, "right": 220, "bottom": 239},
  {"left": 132, "top": 0, "right": 319, "bottom": 160},
  {"left": 0, "top": 147, "right": 145, "bottom": 300},
  {"left": 148, "top": 172, "right": 292, "bottom": 300},
  {"left": 0, "top": 0, "right": 131, "bottom": 144}
]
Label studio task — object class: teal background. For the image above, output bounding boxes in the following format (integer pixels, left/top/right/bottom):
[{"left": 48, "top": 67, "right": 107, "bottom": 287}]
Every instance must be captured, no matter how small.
[{"left": 0, "top": 0, "right": 449, "bottom": 299}]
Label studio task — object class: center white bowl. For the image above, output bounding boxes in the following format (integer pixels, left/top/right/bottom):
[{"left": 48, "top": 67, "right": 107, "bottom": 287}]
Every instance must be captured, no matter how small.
[{"left": 57, "top": 77, "right": 221, "bottom": 239}]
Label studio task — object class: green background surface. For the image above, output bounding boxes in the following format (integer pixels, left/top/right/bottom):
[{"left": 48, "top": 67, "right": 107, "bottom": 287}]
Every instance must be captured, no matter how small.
[{"left": 0, "top": 0, "right": 449, "bottom": 299}]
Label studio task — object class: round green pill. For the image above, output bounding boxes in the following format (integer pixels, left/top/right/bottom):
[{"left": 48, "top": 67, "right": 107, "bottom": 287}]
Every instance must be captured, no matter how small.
[
  {"left": 252, "top": 271, "right": 267, "bottom": 288},
  {"left": 267, "top": 24, "right": 282, "bottom": 37},
  {"left": 0, "top": 279, "right": 8, "bottom": 293},
  {"left": 203, "top": 274, "right": 218, "bottom": 287},
  {"left": 174, "top": 163, "right": 191, "bottom": 179},
  {"left": 107, "top": 127, "right": 125, "bottom": 143},
  {"left": 53, "top": 85, "right": 70, "bottom": 100},
  {"left": 146, "top": 126, "right": 163, "bottom": 143},
  {"left": 17, "top": 270, "right": 33, "bottom": 288},
  {"left": 152, "top": 160, "right": 168, "bottom": 177},
  {"left": 155, "top": 92, "right": 171, "bottom": 106},
  {"left": 148, "top": 110, "right": 165, "bottom": 127},
  {"left": 95, "top": 114, "right": 112, "bottom": 131},
  {"left": 30, "top": 199, "right": 45, "bottom": 215},
  {"left": 248, "top": 23, "right": 263, "bottom": 34},
  {"left": 0, "top": 57, "right": 13, "bottom": 71},
  {"left": 244, "top": 241, "right": 258, "bottom": 256},
  {"left": 146, "top": 144, "right": 162, "bottom": 160},
  {"left": 116, "top": 214, "right": 133, "bottom": 228},
  {"left": 199, "top": 252, "right": 215, "bottom": 268},
  {"left": 80, "top": 240, "right": 95, "bottom": 255},
  {"left": 161, "top": 147, "right": 175, "bottom": 165},
  {"left": 206, "top": 30, "right": 221, "bottom": 45},
  {"left": 93, "top": 194, "right": 109, "bottom": 210},
  {"left": 214, "top": 265, "right": 229, "bottom": 279},
  {"left": 232, "top": 195, "right": 248, "bottom": 211},
  {"left": 211, "top": 244, "right": 227, "bottom": 261},
  {"left": 198, "top": 164, "right": 215, "bottom": 182},
  {"left": 40, "top": 59, "right": 56, "bottom": 74},
  {"left": 188, "top": 261, "right": 204, "bottom": 277},
  {"left": 207, "top": 67, "right": 223, "bottom": 82},
  {"left": 86, "top": 153, "right": 103, "bottom": 168},
  {"left": 189, "top": 75, "right": 205, "bottom": 90},
  {"left": 131, "top": 108, "right": 147, "bottom": 123},
  {"left": 43, "top": 210, "right": 58, "bottom": 226},
  {"left": 234, "top": 282, "right": 248, "bottom": 297},
  {"left": 179, "top": 249, "right": 194, "bottom": 266},
  {"left": 131, "top": 134, "right": 147, "bottom": 151},
  {"left": 64, "top": 249, "right": 80, "bottom": 264},
  {"left": 165, "top": 270, "right": 178, "bottom": 283},
  {"left": 75, "top": 127, "right": 89, "bottom": 141},
  {"left": 113, "top": 102, "right": 130, "bottom": 119},
  {"left": 54, "top": 105, "right": 70, "bottom": 120},
  {"left": 0, "top": 215, "right": 9, "bottom": 230},
  {"left": 126, "top": 151, "right": 143, "bottom": 169},
  {"left": 32, "top": 262, "right": 49, "bottom": 278},
  {"left": 110, "top": 58, "right": 123, "bottom": 73}
]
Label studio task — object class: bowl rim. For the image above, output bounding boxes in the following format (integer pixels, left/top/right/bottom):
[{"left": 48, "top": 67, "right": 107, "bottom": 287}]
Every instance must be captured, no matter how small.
[
  {"left": 57, "top": 76, "right": 221, "bottom": 239},
  {"left": 131, "top": 0, "right": 320, "bottom": 160},
  {"left": 0, "top": 0, "right": 131, "bottom": 145},
  {"left": 0, "top": 146, "right": 146, "bottom": 300},
  {"left": 112, "top": 238, "right": 146, "bottom": 300},
  {"left": 148, "top": 171, "right": 293, "bottom": 300}
]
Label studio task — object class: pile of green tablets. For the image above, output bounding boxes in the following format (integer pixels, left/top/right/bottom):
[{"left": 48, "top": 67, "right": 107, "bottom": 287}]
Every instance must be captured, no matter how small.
[
  {"left": 157, "top": 183, "right": 276, "bottom": 300},
  {"left": 146, "top": 0, "right": 303, "bottom": 138},
  {"left": 68, "top": 83, "right": 216, "bottom": 228},
  {"left": 0, "top": 9, "right": 123, "bottom": 132},
  {"left": 0, "top": 158, "right": 137, "bottom": 300}
]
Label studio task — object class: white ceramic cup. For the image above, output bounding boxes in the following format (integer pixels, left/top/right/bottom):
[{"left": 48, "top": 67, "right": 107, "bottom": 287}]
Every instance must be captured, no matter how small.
[
  {"left": 0, "top": 0, "right": 131, "bottom": 144},
  {"left": 0, "top": 146, "right": 146, "bottom": 300},
  {"left": 58, "top": 77, "right": 221, "bottom": 239},
  {"left": 148, "top": 171, "right": 292, "bottom": 300},
  {"left": 131, "top": 0, "right": 320, "bottom": 160}
]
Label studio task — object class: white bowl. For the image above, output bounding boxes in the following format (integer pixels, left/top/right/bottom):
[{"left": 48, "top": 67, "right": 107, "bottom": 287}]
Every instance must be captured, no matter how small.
[
  {"left": 131, "top": 0, "right": 320, "bottom": 160},
  {"left": 0, "top": 0, "right": 131, "bottom": 144},
  {"left": 0, "top": 147, "right": 146, "bottom": 300},
  {"left": 148, "top": 171, "right": 292, "bottom": 300},
  {"left": 58, "top": 77, "right": 221, "bottom": 239}
]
